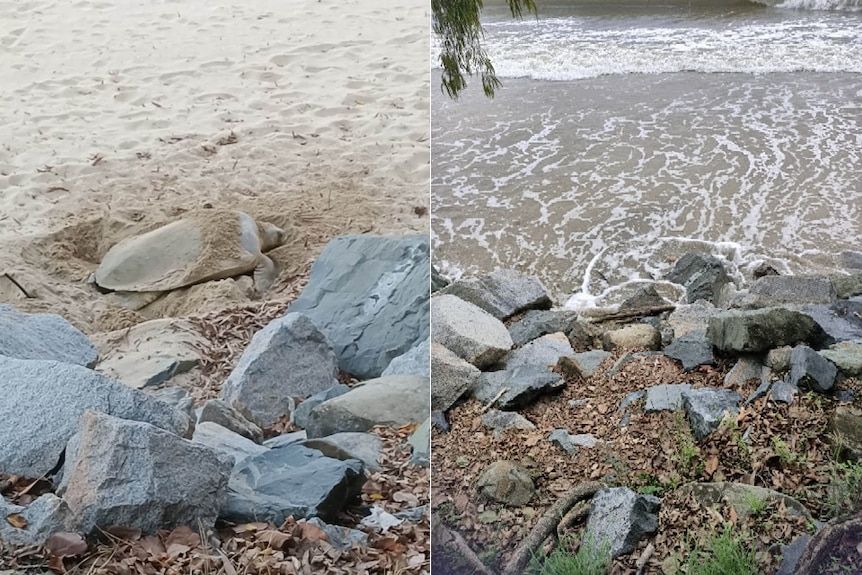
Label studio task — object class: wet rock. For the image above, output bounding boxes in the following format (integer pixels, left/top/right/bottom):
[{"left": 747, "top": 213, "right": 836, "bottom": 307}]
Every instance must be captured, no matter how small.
[
  {"left": 481, "top": 410, "right": 536, "bottom": 437},
  {"left": 723, "top": 356, "right": 763, "bottom": 388},
  {"left": 306, "top": 517, "right": 368, "bottom": 551},
  {"left": 664, "top": 333, "right": 714, "bottom": 372},
  {"left": 439, "top": 268, "right": 551, "bottom": 321},
  {"left": 644, "top": 384, "right": 692, "bottom": 412},
  {"left": 431, "top": 295, "right": 513, "bottom": 369},
  {"left": 788, "top": 345, "right": 838, "bottom": 393},
  {"left": 707, "top": 307, "right": 826, "bottom": 353},
  {"left": 305, "top": 375, "right": 429, "bottom": 438},
  {"left": 382, "top": 337, "right": 430, "bottom": 378},
  {"left": 508, "top": 309, "right": 579, "bottom": 347},
  {"left": 602, "top": 324, "right": 661, "bottom": 351},
  {"left": 682, "top": 388, "right": 744, "bottom": 440},
  {"left": 192, "top": 421, "right": 269, "bottom": 467},
  {"left": 557, "top": 350, "right": 612, "bottom": 379},
  {"left": 287, "top": 234, "right": 430, "bottom": 379},
  {"left": 0, "top": 356, "right": 191, "bottom": 477},
  {"left": 504, "top": 332, "right": 574, "bottom": 371},
  {"left": 770, "top": 381, "right": 798, "bottom": 404},
  {"left": 820, "top": 340, "right": 862, "bottom": 376},
  {"left": 222, "top": 313, "right": 339, "bottom": 427},
  {"left": 303, "top": 432, "right": 384, "bottom": 473},
  {"left": 62, "top": 411, "right": 231, "bottom": 534},
  {"left": 473, "top": 366, "right": 564, "bottom": 410},
  {"left": 0, "top": 494, "right": 72, "bottom": 547},
  {"left": 477, "top": 461, "right": 534, "bottom": 506},
  {"left": 293, "top": 384, "right": 351, "bottom": 430},
  {"left": 223, "top": 444, "right": 365, "bottom": 524},
  {"left": 0, "top": 305, "right": 98, "bottom": 367},
  {"left": 430, "top": 342, "right": 481, "bottom": 411},
  {"left": 584, "top": 487, "right": 660, "bottom": 559},
  {"left": 750, "top": 275, "right": 837, "bottom": 305},
  {"left": 199, "top": 399, "right": 263, "bottom": 443},
  {"left": 665, "top": 253, "right": 731, "bottom": 305}
]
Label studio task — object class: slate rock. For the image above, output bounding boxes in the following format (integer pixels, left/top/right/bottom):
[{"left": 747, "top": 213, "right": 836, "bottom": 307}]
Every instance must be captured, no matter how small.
[
  {"left": 665, "top": 253, "right": 731, "bottom": 305},
  {"left": 431, "top": 295, "right": 513, "bottom": 369},
  {"left": 147, "top": 386, "right": 195, "bottom": 419},
  {"left": 305, "top": 375, "right": 429, "bottom": 439},
  {"left": 820, "top": 341, "right": 862, "bottom": 376},
  {"left": 473, "top": 366, "right": 564, "bottom": 410},
  {"left": 223, "top": 444, "right": 365, "bottom": 523},
  {"left": 770, "top": 381, "right": 798, "bottom": 404},
  {"left": 602, "top": 324, "right": 661, "bottom": 351},
  {"left": 619, "top": 284, "right": 673, "bottom": 313},
  {"left": 192, "top": 421, "right": 269, "bottom": 467},
  {"left": 407, "top": 418, "right": 430, "bottom": 467},
  {"left": 481, "top": 410, "right": 536, "bottom": 436},
  {"left": 293, "top": 384, "right": 351, "bottom": 430},
  {"left": 644, "top": 384, "right": 692, "bottom": 412},
  {"left": 750, "top": 275, "right": 837, "bottom": 305},
  {"left": 803, "top": 302, "right": 862, "bottom": 344},
  {"left": 92, "top": 318, "right": 203, "bottom": 389},
  {"left": 431, "top": 265, "right": 450, "bottom": 293},
  {"left": 744, "top": 381, "right": 772, "bottom": 406},
  {"left": 680, "top": 482, "right": 811, "bottom": 523},
  {"left": 222, "top": 313, "right": 339, "bottom": 427},
  {"left": 585, "top": 487, "right": 660, "bottom": 559},
  {"left": 0, "top": 357, "right": 191, "bottom": 477},
  {"left": 263, "top": 431, "right": 307, "bottom": 449},
  {"left": 549, "top": 430, "right": 601, "bottom": 454},
  {"left": 558, "top": 350, "right": 612, "bottom": 379},
  {"left": 707, "top": 307, "right": 826, "bottom": 353},
  {"left": 788, "top": 345, "right": 838, "bottom": 393},
  {"left": 0, "top": 305, "right": 98, "bottom": 367},
  {"left": 0, "top": 494, "right": 72, "bottom": 546},
  {"left": 504, "top": 332, "right": 574, "bottom": 372},
  {"left": 62, "top": 411, "right": 231, "bottom": 534},
  {"left": 287, "top": 234, "right": 430, "bottom": 379},
  {"left": 439, "top": 268, "right": 551, "bottom": 321},
  {"left": 776, "top": 534, "right": 811, "bottom": 575},
  {"left": 508, "top": 309, "right": 579, "bottom": 347},
  {"left": 664, "top": 333, "right": 714, "bottom": 372},
  {"left": 306, "top": 517, "right": 368, "bottom": 551},
  {"left": 382, "top": 337, "right": 430, "bottom": 378},
  {"left": 303, "top": 432, "right": 384, "bottom": 473},
  {"left": 430, "top": 342, "right": 481, "bottom": 412},
  {"left": 682, "top": 388, "right": 744, "bottom": 440},
  {"left": 723, "top": 356, "right": 763, "bottom": 388},
  {"left": 477, "top": 461, "right": 534, "bottom": 506},
  {"left": 618, "top": 390, "right": 646, "bottom": 414},
  {"left": 666, "top": 301, "right": 718, "bottom": 339},
  {"left": 199, "top": 399, "right": 263, "bottom": 443}
]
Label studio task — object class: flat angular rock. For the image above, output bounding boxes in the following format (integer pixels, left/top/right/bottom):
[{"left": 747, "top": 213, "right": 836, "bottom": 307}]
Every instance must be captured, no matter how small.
[
  {"left": 473, "top": 366, "right": 564, "bottom": 410},
  {"left": 62, "top": 411, "right": 231, "bottom": 534},
  {"left": 829, "top": 406, "right": 862, "bottom": 460},
  {"left": 0, "top": 305, "right": 97, "bottom": 367},
  {"left": 723, "top": 356, "right": 763, "bottom": 388},
  {"left": 744, "top": 381, "right": 772, "bottom": 406},
  {"left": 803, "top": 302, "right": 862, "bottom": 344},
  {"left": 481, "top": 410, "right": 536, "bottom": 436},
  {"left": 222, "top": 313, "right": 339, "bottom": 427},
  {"left": 682, "top": 388, "right": 744, "bottom": 440},
  {"left": 751, "top": 275, "right": 837, "bottom": 305},
  {"left": 147, "top": 386, "right": 194, "bottom": 419},
  {"left": 0, "top": 494, "right": 72, "bottom": 547},
  {"left": 430, "top": 342, "right": 480, "bottom": 412},
  {"left": 431, "top": 295, "right": 513, "bottom": 369},
  {"left": 602, "top": 324, "right": 661, "bottom": 351},
  {"left": 504, "top": 332, "right": 574, "bottom": 371},
  {"left": 585, "top": 487, "right": 660, "bottom": 559},
  {"left": 382, "top": 337, "right": 430, "bottom": 378},
  {"left": 820, "top": 341, "right": 862, "bottom": 376},
  {"left": 223, "top": 444, "right": 365, "bottom": 523},
  {"left": 0, "top": 357, "right": 191, "bottom": 477},
  {"left": 789, "top": 345, "right": 838, "bottom": 393},
  {"left": 666, "top": 301, "right": 718, "bottom": 339},
  {"left": 477, "top": 460, "right": 534, "bottom": 506},
  {"left": 508, "top": 309, "right": 579, "bottom": 347},
  {"left": 549, "top": 430, "right": 601, "bottom": 453},
  {"left": 830, "top": 272, "right": 862, "bottom": 299},
  {"left": 770, "top": 381, "right": 798, "bottom": 404},
  {"left": 665, "top": 253, "right": 731, "bottom": 305},
  {"left": 645, "top": 384, "right": 692, "bottom": 412},
  {"left": 305, "top": 375, "right": 429, "bottom": 439},
  {"left": 679, "top": 482, "right": 811, "bottom": 523},
  {"left": 199, "top": 399, "right": 263, "bottom": 443},
  {"left": 263, "top": 430, "right": 307, "bottom": 449},
  {"left": 664, "top": 333, "right": 714, "bottom": 372},
  {"left": 302, "top": 432, "right": 384, "bottom": 473},
  {"left": 287, "top": 234, "right": 430, "bottom": 379},
  {"left": 558, "top": 350, "right": 612, "bottom": 379},
  {"left": 431, "top": 265, "right": 450, "bottom": 293},
  {"left": 192, "top": 421, "right": 268, "bottom": 467},
  {"left": 439, "top": 268, "right": 551, "bottom": 321},
  {"left": 707, "top": 307, "right": 826, "bottom": 353},
  {"left": 92, "top": 318, "right": 203, "bottom": 389},
  {"left": 293, "top": 384, "right": 351, "bottom": 430}
]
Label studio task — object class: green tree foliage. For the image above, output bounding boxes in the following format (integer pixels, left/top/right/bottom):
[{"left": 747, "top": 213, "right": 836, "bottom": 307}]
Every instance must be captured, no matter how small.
[{"left": 432, "top": 0, "right": 537, "bottom": 99}]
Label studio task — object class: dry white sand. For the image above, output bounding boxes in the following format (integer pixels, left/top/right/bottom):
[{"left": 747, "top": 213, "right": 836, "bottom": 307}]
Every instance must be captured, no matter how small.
[{"left": 0, "top": 0, "right": 429, "bottom": 332}]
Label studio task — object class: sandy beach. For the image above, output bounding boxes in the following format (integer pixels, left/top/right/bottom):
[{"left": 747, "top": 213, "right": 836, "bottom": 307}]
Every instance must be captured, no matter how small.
[{"left": 0, "top": 0, "right": 430, "bottom": 332}]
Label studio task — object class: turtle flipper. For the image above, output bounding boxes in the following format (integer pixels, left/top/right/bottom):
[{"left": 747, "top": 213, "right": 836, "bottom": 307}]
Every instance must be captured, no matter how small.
[{"left": 253, "top": 255, "right": 277, "bottom": 295}]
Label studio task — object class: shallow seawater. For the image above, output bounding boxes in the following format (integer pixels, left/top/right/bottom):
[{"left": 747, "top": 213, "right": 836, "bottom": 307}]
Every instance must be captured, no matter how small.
[{"left": 431, "top": 0, "right": 862, "bottom": 305}]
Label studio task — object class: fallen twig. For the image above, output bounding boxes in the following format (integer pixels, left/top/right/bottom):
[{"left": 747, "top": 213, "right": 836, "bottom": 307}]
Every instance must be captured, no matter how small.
[{"left": 481, "top": 387, "right": 509, "bottom": 413}]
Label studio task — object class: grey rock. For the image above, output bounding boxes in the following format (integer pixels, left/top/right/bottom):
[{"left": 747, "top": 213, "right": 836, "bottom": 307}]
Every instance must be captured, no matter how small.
[
  {"left": 565, "top": 350, "right": 613, "bottom": 379},
  {"left": 803, "top": 302, "right": 862, "bottom": 344},
  {"left": 508, "top": 309, "right": 579, "bottom": 347},
  {"left": 431, "top": 295, "right": 513, "bottom": 369},
  {"left": 820, "top": 341, "right": 862, "bottom": 376},
  {"left": 92, "top": 318, "right": 203, "bottom": 389},
  {"left": 836, "top": 389, "right": 857, "bottom": 403},
  {"left": 439, "top": 268, "right": 551, "bottom": 321},
  {"left": 585, "top": 487, "right": 660, "bottom": 559},
  {"left": 750, "top": 275, "right": 837, "bottom": 305},
  {"left": 0, "top": 356, "right": 191, "bottom": 477},
  {"left": 293, "top": 384, "right": 351, "bottom": 430},
  {"left": 618, "top": 390, "right": 646, "bottom": 414},
  {"left": 305, "top": 375, "right": 429, "bottom": 438},
  {"left": 770, "top": 381, "right": 798, "bottom": 404},
  {"left": 665, "top": 253, "right": 731, "bottom": 305},
  {"left": 430, "top": 342, "right": 481, "bottom": 411},
  {"left": 407, "top": 417, "right": 430, "bottom": 467},
  {"left": 619, "top": 284, "right": 673, "bottom": 313},
  {"left": 431, "top": 265, "right": 450, "bottom": 293},
  {"left": 776, "top": 535, "right": 811, "bottom": 575},
  {"left": 744, "top": 381, "right": 773, "bottom": 406},
  {"left": 645, "top": 384, "right": 692, "bottom": 412},
  {"left": 549, "top": 429, "right": 601, "bottom": 453},
  {"left": 306, "top": 517, "right": 368, "bottom": 551},
  {"left": 666, "top": 301, "right": 718, "bottom": 339},
  {"left": 682, "top": 388, "right": 744, "bottom": 440},
  {"left": 62, "top": 411, "right": 231, "bottom": 534},
  {"left": 473, "top": 366, "right": 564, "bottom": 410},
  {"left": 147, "top": 386, "right": 194, "bottom": 419},
  {"left": 504, "top": 332, "right": 574, "bottom": 372},
  {"left": 766, "top": 346, "right": 793, "bottom": 372},
  {"left": 840, "top": 251, "right": 862, "bottom": 271},
  {"left": 303, "top": 432, "right": 384, "bottom": 473},
  {"left": 287, "top": 234, "right": 430, "bottom": 379},
  {"left": 263, "top": 430, "right": 307, "bottom": 449},
  {"left": 477, "top": 461, "right": 534, "bottom": 506},
  {"left": 0, "top": 494, "right": 72, "bottom": 547},
  {"left": 192, "top": 421, "right": 268, "bottom": 467},
  {"left": 605, "top": 352, "right": 661, "bottom": 378},
  {"left": 830, "top": 272, "right": 862, "bottom": 299},
  {"left": 830, "top": 406, "right": 862, "bottom": 460},
  {"left": 222, "top": 313, "right": 339, "bottom": 427},
  {"left": 723, "top": 356, "right": 763, "bottom": 388},
  {"left": 707, "top": 307, "right": 827, "bottom": 353},
  {"left": 680, "top": 482, "right": 811, "bottom": 523},
  {"left": 0, "top": 305, "right": 97, "bottom": 367},
  {"left": 431, "top": 411, "right": 449, "bottom": 432},
  {"left": 382, "top": 337, "right": 430, "bottom": 378},
  {"left": 223, "top": 444, "right": 365, "bottom": 523},
  {"left": 199, "top": 399, "right": 263, "bottom": 443},
  {"left": 789, "top": 345, "right": 838, "bottom": 393},
  {"left": 602, "top": 324, "right": 661, "bottom": 351},
  {"left": 481, "top": 410, "right": 536, "bottom": 436},
  {"left": 664, "top": 333, "right": 714, "bottom": 372}
]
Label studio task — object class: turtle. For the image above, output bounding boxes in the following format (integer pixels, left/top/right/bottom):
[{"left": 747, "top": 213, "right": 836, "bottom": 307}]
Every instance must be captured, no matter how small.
[{"left": 92, "top": 209, "right": 284, "bottom": 310}]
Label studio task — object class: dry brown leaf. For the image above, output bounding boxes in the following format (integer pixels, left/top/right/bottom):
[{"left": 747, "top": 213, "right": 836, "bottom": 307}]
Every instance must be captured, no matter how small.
[
  {"left": 299, "top": 521, "right": 329, "bottom": 543},
  {"left": 5, "top": 513, "right": 27, "bottom": 528},
  {"left": 45, "top": 532, "right": 88, "bottom": 557},
  {"left": 705, "top": 456, "right": 719, "bottom": 477}
]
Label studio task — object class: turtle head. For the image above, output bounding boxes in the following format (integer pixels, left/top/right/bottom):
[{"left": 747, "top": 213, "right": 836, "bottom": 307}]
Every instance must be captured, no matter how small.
[{"left": 258, "top": 222, "right": 284, "bottom": 251}]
